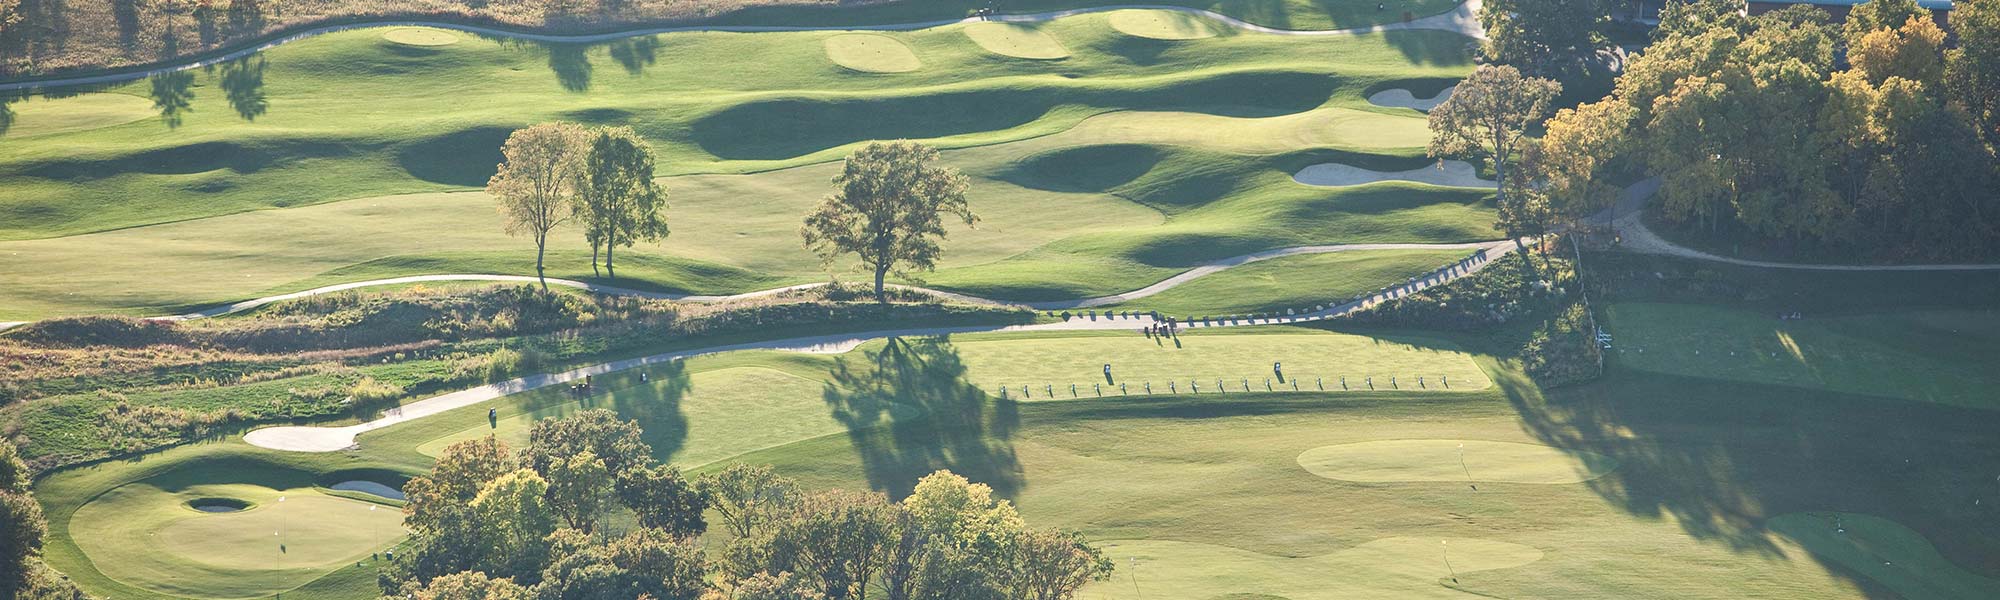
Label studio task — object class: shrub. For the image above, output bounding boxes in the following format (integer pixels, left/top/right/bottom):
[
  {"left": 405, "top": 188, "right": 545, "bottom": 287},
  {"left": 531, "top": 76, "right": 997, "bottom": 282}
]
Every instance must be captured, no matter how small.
[
  {"left": 348, "top": 377, "right": 405, "bottom": 405},
  {"left": 484, "top": 346, "right": 546, "bottom": 383},
  {"left": 1520, "top": 301, "right": 1603, "bottom": 387}
]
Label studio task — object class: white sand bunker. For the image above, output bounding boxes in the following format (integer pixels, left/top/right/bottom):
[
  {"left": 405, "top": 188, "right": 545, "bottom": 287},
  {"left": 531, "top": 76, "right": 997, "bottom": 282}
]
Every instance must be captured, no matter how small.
[
  {"left": 1293, "top": 160, "right": 1492, "bottom": 188},
  {"left": 382, "top": 27, "right": 460, "bottom": 46},
  {"left": 824, "top": 33, "right": 922, "bottom": 73},
  {"left": 1369, "top": 86, "right": 1456, "bottom": 111},
  {"left": 1298, "top": 439, "right": 1617, "bottom": 484}
]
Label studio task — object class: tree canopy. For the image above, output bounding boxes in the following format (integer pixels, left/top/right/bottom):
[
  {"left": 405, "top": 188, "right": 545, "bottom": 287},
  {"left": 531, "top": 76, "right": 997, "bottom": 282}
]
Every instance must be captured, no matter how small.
[
  {"left": 1427, "top": 65, "right": 1562, "bottom": 244},
  {"left": 488, "top": 122, "right": 589, "bottom": 290},
  {"left": 576, "top": 126, "right": 669, "bottom": 280},
  {"left": 802, "top": 140, "right": 976, "bottom": 302}
]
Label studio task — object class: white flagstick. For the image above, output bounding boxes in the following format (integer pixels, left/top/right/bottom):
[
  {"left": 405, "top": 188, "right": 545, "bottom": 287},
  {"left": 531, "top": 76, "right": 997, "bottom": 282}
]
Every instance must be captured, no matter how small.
[
  {"left": 1442, "top": 540, "right": 1459, "bottom": 583},
  {"left": 1458, "top": 443, "right": 1476, "bottom": 491}
]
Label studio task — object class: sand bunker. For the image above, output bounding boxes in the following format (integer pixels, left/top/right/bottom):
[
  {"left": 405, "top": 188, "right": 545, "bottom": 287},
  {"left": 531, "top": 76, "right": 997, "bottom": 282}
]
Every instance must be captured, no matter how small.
[
  {"left": 1293, "top": 160, "right": 1492, "bottom": 188},
  {"left": 1368, "top": 86, "right": 1456, "bottom": 111},
  {"left": 964, "top": 22, "right": 1070, "bottom": 59},
  {"left": 1297, "top": 439, "right": 1616, "bottom": 484},
  {"left": 382, "top": 27, "right": 460, "bottom": 46},
  {"left": 1108, "top": 9, "right": 1219, "bottom": 40},
  {"left": 824, "top": 33, "right": 922, "bottom": 73}
]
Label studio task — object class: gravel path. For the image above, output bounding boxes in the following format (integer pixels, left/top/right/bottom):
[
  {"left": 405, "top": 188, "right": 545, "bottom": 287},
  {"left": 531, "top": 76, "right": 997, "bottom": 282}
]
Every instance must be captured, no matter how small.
[
  {"left": 0, "top": 1, "right": 1484, "bottom": 92},
  {"left": 243, "top": 239, "right": 1521, "bottom": 451},
  {"left": 1607, "top": 178, "right": 2000, "bottom": 271}
]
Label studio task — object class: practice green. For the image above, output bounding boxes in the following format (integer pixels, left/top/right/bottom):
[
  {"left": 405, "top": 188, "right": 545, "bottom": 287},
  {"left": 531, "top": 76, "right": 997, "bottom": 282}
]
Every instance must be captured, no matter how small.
[
  {"left": 1296, "top": 439, "right": 1617, "bottom": 484},
  {"left": 1, "top": 92, "right": 155, "bottom": 138},
  {"left": 963, "top": 22, "right": 1071, "bottom": 59},
  {"left": 823, "top": 33, "right": 923, "bottom": 72},
  {"left": 1106, "top": 10, "right": 1220, "bottom": 40}
]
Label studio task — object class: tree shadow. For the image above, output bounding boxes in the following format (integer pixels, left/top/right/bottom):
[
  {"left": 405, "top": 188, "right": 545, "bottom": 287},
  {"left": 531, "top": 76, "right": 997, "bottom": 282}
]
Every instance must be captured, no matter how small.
[
  {"left": 1500, "top": 364, "right": 2000, "bottom": 590},
  {"left": 607, "top": 359, "right": 694, "bottom": 464},
  {"left": 148, "top": 70, "right": 197, "bottom": 128},
  {"left": 217, "top": 56, "right": 268, "bottom": 121},
  {"left": 547, "top": 42, "right": 593, "bottom": 92},
  {"left": 821, "top": 337, "right": 1023, "bottom": 499},
  {"left": 1379, "top": 30, "right": 1477, "bottom": 67},
  {"left": 607, "top": 36, "right": 660, "bottom": 77}
]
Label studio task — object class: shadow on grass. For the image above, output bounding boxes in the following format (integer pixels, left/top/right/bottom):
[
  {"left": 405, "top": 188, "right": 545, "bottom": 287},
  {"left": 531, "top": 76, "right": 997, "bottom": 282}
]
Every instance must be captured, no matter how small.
[
  {"left": 821, "top": 337, "right": 1022, "bottom": 498},
  {"left": 606, "top": 359, "right": 694, "bottom": 463},
  {"left": 1499, "top": 363, "right": 2000, "bottom": 595}
]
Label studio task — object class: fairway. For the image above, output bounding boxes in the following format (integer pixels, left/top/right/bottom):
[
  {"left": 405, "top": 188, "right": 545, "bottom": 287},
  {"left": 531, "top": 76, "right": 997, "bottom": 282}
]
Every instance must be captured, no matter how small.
[
  {"left": 1296, "top": 439, "right": 1617, "bottom": 484},
  {"left": 69, "top": 479, "right": 401, "bottom": 598},
  {"left": 416, "top": 366, "right": 916, "bottom": 467},
  {"left": 1107, "top": 10, "right": 1220, "bottom": 39},
  {"left": 963, "top": 22, "right": 1071, "bottom": 59},
  {"left": 1605, "top": 303, "right": 2000, "bottom": 409},
  {"left": 1083, "top": 537, "right": 1543, "bottom": 599},
  {"left": 949, "top": 329, "right": 1492, "bottom": 398},
  {"left": 1768, "top": 513, "right": 2000, "bottom": 600},
  {"left": 1, "top": 92, "right": 155, "bottom": 138},
  {"left": 823, "top": 33, "right": 923, "bottom": 72}
]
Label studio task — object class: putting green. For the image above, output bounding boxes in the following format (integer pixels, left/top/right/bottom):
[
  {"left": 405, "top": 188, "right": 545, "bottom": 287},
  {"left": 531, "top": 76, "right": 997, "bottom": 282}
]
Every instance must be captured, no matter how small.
[
  {"left": 963, "top": 22, "right": 1070, "bottom": 59},
  {"left": 1086, "top": 537, "right": 1543, "bottom": 599},
  {"left": 1296, "top": 439, "right": 1617, "bottom": 484},
  {"left": 1769, "top": 513, "right": 2000, "bottom": 600},
  {"left": 69, "top": 480, "right": 401, "bottom": 598},
  {"left": 951, "top": 330, "right": 1491, "bottom": 399},
  {"left": 1, "top": 92, "right": 155, "bottom": 138},
  {"left": 1107, "top": 9, "right": 1221, "bottom": 40},
  {"left": 417, "top": 367, "right": 913, "bottom": 467},
  {"left": 381, "top": 27, "right": 459, "bottom": 46},
  {"left": 823, "top": 33, "right": 923, "bottom": 73}
]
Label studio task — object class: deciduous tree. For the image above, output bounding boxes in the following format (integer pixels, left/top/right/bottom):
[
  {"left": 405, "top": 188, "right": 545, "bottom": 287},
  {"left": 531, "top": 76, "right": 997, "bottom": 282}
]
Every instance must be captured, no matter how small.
[
  {"left": 1427, "top": 65, "right": 1561, "bottom": 247},
  {"left": 489, "top": 122, "right": 588, "bottom": 290},
  {"left": 802, "top": 141, "right": 975, "bottom": 302},
  {"left": 1945, "top": 0, "right": 2000, "bottom": 146},
  {"left": 545, "top": 451, "right": 615, "bottom": 532},
  {"left": 699, "top": 464, "right": 801, "bottom": 539},
  {"left": 616, "top": 464, "right": 709, "bottom": 537},
  {"left": 576, "top": 127, "right": 668, "bottom": 280}
]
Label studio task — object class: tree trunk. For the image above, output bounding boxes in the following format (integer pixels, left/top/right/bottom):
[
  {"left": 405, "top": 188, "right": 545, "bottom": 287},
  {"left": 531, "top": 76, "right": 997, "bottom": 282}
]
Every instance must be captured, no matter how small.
[
  {"left": 605, "top": 242, "right": 616, "bottom": 280},
  {"left": 534, "top": 232, "right": 549, "bottom": 292},
  {"left": 873, "top": 262, "right": 889, "bottom": 304},
  {"left": 590, "top": 238, "right": 601, "bottom": 278}
]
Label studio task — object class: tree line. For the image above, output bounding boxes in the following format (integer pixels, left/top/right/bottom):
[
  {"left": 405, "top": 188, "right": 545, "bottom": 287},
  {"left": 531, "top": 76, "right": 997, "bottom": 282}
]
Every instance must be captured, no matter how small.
[
  {"left": 491, "top": 128, "right": 975, "bottom": 302},
  {"left": 383, "top": 409, "right": 1111, "bottom": 600},
  {"left": 0, "top": 440, "right": 87, "bottom": 600},
  {"left": 1439, "top": 0, "right": 2000, "bottom": 260}
]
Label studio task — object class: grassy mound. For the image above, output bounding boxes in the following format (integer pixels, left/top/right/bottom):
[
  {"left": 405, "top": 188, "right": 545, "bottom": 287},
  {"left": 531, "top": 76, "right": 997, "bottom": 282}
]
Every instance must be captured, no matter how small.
[
  {"left": 1769, "top": 512, "right": 2000, "bottom": 600},
  {"left": 1296, "top": 439, "right": 1616, "bottom": 484},
  {"left": 0, "top": 92, "right": 156, "bottom": 138},
  {"left": 1604, "top": 303, "right": 2000, "bottom": 410},
  {"left": 951, "top": 329, "right": 1491, "bottom": 398},
  {"left": 963, "top": 22, "right": 1071, "bottom": 59},
  {"left": 1107, "top": 10, "right": 1221, "bottom": 40},
  {"left": 823, "top": 33, "right": 923, "bottom": 73},
  {"left": 380, "top": 27, "right": 460, "bottom": 47}
]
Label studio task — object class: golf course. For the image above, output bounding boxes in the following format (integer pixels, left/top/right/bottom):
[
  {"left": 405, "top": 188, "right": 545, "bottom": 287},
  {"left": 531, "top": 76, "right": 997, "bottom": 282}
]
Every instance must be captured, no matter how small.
[{"left": 5, "top": 0, "right": 2000, "bottom": 598}]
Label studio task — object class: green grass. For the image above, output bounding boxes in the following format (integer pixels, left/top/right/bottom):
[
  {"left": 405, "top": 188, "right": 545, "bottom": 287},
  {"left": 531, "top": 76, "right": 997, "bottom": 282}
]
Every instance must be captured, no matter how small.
[
  {"left": 1768, "top": 512, "right": 2000, "bottom": 600},
  {"left": 1107, "top": 9, "right": 1222, "bottom": 39},
  {"left": 1603, "top": 303, "right": 2000, "bottom": 410},
  {"left": 34, "top": 317, "right": 2000, "bottom": 600},
  {"left": 962, "top": 22, "right": 1072, "bottom": 60},
  {"left": 1295, "top": 439, "right": 1617, "bottom": 484},
  {"left": 0, "top": 11, "right": 1481, "bottom": 319},
  {"left": 947, "top": 327, "right": 1492, "bottom": 397},
  {"left": 822, "top": 34, "right": 924, "bottom": 73},
  {"left": 414, "top": 365, "right": 921, "bottom": 467},
  {"left": 1, "top": 92, "right": 156, "bottom": 138},
  {"left": 1106, "top": 248, "right": 1470, "bottom": 316}
]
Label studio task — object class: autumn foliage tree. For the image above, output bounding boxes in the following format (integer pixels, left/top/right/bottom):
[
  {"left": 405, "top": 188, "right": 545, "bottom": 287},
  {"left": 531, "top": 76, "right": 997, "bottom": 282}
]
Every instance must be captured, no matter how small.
[
  {"left": 1427, "top": 65, "right": 1561, "bottom": 246},
  {"left": 488, "top": 122, "right": 588, "bottom": 290}
]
